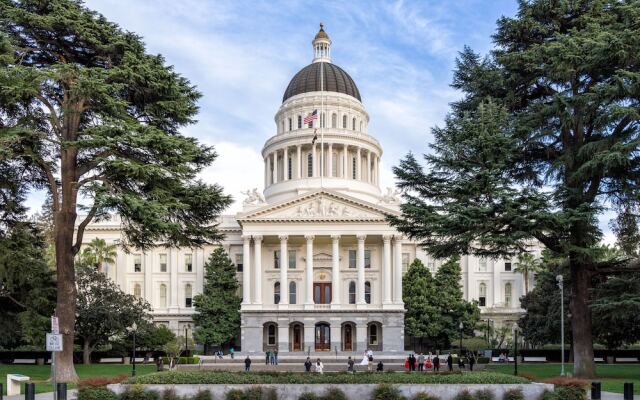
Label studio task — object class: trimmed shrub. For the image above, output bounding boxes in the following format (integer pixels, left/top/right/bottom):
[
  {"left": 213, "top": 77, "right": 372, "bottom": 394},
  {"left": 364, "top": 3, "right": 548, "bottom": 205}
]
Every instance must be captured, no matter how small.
[
  {"left": 77, "top": 387, "right": 118, "bottom": 400},
  {"left": 552, "top": 387, "right": 586, "bottom": 400},
  {"left": 160, "top": 388, "right": 180, "bottom": 400},
  {"left": 193, "top": 390, "right": 213, "bottom": 400},
  {"left": 242, "top": 386, "right": 277, "bottom": 400},
  {"left": 323, "top": 387, "right": 348, "bottom": 400},
  {"left": 372, "top": 384, "right": 406, "bottom": 400},
  {"left": 161, "top": 356, "right": 200, "bottom": 365},
  {"left": 536, "top": 390, "right": 555, "bottom": 400},
  {"left": 412, "top": 393, "right": 441, "bottom": 400},
  {"left": 299, "top": 393, "right": 320, "bottom": 400},
  {"left": 474, "top": 389, "right": 495, "bottom": 400},
  {"left": 225, "top": 389, "right": 244, "bottom": 400},
  {"left": 503, "top": 388, "right": 524, "bottom": 400},
  {"left": 119, "top": 386, "right": 160, "bottom": 400},
  {"left": 453, "top": 390, "right": 474, "bottom": 400},
  {"left": 477, "top": 357, "right": 490, "bottom": 364}
]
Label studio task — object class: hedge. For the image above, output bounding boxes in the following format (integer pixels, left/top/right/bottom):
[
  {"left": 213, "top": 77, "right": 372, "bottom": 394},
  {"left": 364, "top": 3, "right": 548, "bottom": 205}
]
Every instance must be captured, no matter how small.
[
  {"left": 126, "top": 371, "right": 530, "bottom": 385},
  {"left": 161, "top": 356, "right": 200, "bottom": 365}
]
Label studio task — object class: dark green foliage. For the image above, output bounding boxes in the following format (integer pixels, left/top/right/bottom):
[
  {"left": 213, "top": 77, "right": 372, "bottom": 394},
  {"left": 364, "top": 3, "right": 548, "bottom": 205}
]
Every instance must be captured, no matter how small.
[
  {"left": 160, "top": 388, "right": 180, "bottom": 400},
  {"left": 299, "top": 393, "right": 320, "bottom": 400},
  {"left": 550, "top": 387, "right": 585, "bottom": 400},
  {"left": 536, "top": 391, "right": 555, "bottom": 400},
  {"left": 192, "top": 391, "right": 213, "bottom": 400},
  {"left": 322, "top": 387, "right": 347, "bottom": 400},
  {"left": 389, "top": 0, "right": 640, "bottom": 378},
  {"left": 126, "top": 371, "right": 530, "bottom": 385},
  {"left": 371, "top": 384, "right": 405, "bottom": 400},
  {"left": 474, "top": 389, "right": 495, "bottom": 400},
  {"left": 160, "top": 357, "right": 201, "bottom": 365},
  {"left": 610, "top": 207, "right": 640, "bottom": 257},
  {"left": 412, "top": 393, "right": 441, "bottom": 400},
  {"left": 502, "top": 389, "right": 524, "bottom": 400},
  {"left": 193, "top": 248, "right": 242, "bottom": 347},
  {"left": 228, "top": 387, "right": 277, "bottom": 400},
  {"left": 119, "top": 386, "right": 160, "bottom": 400},
  {"left": 453, "top": 390, "right": 473, "bottom": 400},
  {"left": 225, "top": 390, "right": 244, "bottom": 400},
  {"left": 77, "top": 386, "right": 118, "bottom": 400}
]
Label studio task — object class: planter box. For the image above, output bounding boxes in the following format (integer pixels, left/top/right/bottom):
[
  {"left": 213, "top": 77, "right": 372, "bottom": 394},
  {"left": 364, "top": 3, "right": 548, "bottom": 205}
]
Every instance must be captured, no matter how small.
[{"left": 108, "top": 383, "right": 554, "bottom": 400}]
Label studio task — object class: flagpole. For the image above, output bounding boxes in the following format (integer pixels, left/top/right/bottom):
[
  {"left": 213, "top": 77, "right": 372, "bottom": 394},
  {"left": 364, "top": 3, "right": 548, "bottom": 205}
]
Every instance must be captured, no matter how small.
[{"left": 320, "top": 58, "right": 324, "bottom": 189}]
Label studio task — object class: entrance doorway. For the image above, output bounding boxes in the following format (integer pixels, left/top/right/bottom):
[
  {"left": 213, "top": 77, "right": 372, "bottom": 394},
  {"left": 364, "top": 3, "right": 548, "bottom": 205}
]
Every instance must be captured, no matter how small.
[
  {"left": 315, "top": 323, "right": 331, "bottom": 351},
  {"left": 343, "top": 323, "right": 354, "bottom": 351},
  {"left": 314, "top": 283, "right": 331, "bottom": 304},
  {"left": 292, "top": 324, "right": 302, "bottom": 351}
]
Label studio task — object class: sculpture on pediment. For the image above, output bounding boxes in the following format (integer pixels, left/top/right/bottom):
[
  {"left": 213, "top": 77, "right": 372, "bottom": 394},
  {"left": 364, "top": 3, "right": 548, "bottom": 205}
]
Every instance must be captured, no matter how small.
[
  {"left": 291, "top": 198, "right": 362, "bottom": 218},
  {"left": 242, "top": 188, "right": 266, "bottom": 205},
  {"left": 381, "top": 187, "right": 401, "bottom": 204}
]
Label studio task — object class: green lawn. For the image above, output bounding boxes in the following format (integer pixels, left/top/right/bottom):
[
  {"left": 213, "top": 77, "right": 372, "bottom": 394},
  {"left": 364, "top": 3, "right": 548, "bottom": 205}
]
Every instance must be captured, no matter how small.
[
  {"left": 0, "top": 364, "right": 157, "bottom": 395},
  {"left": 486, "top": 363, "right": 640, "bottom": 395}
]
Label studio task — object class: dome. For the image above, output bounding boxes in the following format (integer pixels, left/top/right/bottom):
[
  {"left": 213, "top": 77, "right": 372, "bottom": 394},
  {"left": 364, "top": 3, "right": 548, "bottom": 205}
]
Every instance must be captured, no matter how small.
[{"left": 282, "top": 62, "right": 361, "bottom": 103}]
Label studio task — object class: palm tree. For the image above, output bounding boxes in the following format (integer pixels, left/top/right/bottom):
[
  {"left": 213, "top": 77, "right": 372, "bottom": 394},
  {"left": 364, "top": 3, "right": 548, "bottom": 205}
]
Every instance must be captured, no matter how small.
[
  {"left": 80, "top": 238, "right": 117, "bottom": 271},
  {"left": 514, "top": 253, "right": 542, "bottom": 294}
]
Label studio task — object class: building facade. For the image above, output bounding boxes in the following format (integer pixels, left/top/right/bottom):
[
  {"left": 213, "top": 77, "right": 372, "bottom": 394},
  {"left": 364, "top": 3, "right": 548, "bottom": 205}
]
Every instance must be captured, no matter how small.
[{"left": 80, "top": 25, "right": 533, "bottom": 354}]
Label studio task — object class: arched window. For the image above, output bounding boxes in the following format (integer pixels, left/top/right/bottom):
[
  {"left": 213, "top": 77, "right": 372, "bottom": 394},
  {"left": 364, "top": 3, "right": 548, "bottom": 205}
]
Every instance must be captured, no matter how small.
[
  {"left": 348, "top": 281, "right": 356, "bottom": 304},
  {"left": 342, "top": 115, "right": 347, "bottom": 129},
  {"left": 352, "top": 117, "right": 356, "bottom": 130},
  {"left": 274, "top": 282, "right": 281, "bottom": 304},
  {"left": 331, "top": 113, "right": 337, "bottom": 128},
  {"left": 297, "top": 115, "right": 302, "bottom": 129},
  {"left": 365, "top": 281, "right": 371, "bottom": 304},
  {"left": 307, "top": 153, "right": 313, "bottom": 177},
  {"left": 479, "top": 283, "right": 487, "bottom": 307},
  {"left": 289, "top": 281, "right": 297, "bottom": 304},
  {"left": 288, "top": 118, "right": 292, "bottom": 131},
  {"left": 332, "top": 152, "right": 338, "bottom": 177},
  {"left": 267, "top": 324, "right": 276, "bottom": 345},
  {"left": 505, "top": 282, "right": 512, "bottom": 307},
  {"left": 185, "top": 284, "right": 192, "bottom": 308},
  {"left": 159, "top": 284, "right": 167, "bottom": 308},
  {"left": 369, "top": 324, "right": 378, "bottom": 345},
  {"left": 133, "top": 283, "right": 141, "bottom": 298}
]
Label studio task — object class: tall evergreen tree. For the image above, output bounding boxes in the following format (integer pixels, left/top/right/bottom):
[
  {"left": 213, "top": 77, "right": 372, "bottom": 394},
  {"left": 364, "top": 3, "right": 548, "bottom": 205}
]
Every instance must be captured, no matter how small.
[
  {"left": 0, "top": 0, "right": 232, "bottom": 381},
  {"left": 193, "top": 248, "right": 241, "bottom": 350},
  {"left": 403, "top": 259, "right": 439, "bottom": 350},
  {"left": 390, "top": 1, "right": 640, "bottom": 377}
]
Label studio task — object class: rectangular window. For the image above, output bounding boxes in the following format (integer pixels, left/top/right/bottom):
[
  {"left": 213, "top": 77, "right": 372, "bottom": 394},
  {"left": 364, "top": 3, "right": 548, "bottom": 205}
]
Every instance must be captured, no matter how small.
[
  {"left": 287, "top": 157, "right": 292, "bottom": 180},
  {"left": 288, "top": 250, "right": 296, "bottom": 269},
  {"left": 402, "top": 252, "right": 411, "bottom": 270},
  {"left": 307, "top": 154, "right": 313, "bottom": 177},
  {"left": 427, "top": 262, "right": 435, "bottom": 271},
  {"left": 349, "top": 250, "right": 356, "bottom": 268},
  {"left": 352, "top": 157, "right": 357, "bottom": 179},
  {"left": 235, "top": 253, "right": 243, "bottom": 272},
  {"left": 298, "top": 116, "right": 302, "bottom": 129},
  {"left": 159, "top": 253, "right": 167, "bottom": 272},
  {"left": 505, "top": 262, "right": 512, "bottom": 272},
  {"left": 288, "top": 118, "right": 292, "bottom": 131},
  {"left": 348, "top": 250, "right": 371, "bottom": 268},
  {"left": 134, "top": 254, "right": 142, "bottom": 272},
  {"left": 274, "top": 250, "right": 295, "bottom": 269},
  {"left": 479, "top": 296, "right": 486, "bottom": 307},
  {"left": 364, "top": 250, "right": 371, "bottom": 269},
  {"left": 479, "top": 259, "right": 487, "bottom": 272},
  {"left": 274, "top": 250, "right": 280, "bottom": 269},
  {"left": 185, "top": 254, "right": 193, "bottom": 272}
]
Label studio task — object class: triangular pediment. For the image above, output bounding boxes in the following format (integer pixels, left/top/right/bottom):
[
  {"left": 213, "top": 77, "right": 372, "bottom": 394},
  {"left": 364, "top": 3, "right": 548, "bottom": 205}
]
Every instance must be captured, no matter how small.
[{"left": 237, "top": 190, "right": 398, "bottom": 223}]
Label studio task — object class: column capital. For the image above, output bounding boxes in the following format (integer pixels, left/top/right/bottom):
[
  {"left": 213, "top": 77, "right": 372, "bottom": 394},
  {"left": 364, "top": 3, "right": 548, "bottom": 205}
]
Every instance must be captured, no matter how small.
[
  {"left": 393, "top": 234, "right": 404, "bottom": 242},
  {"left": 278, "top": 234, "right": 289, "bottom": 241},
  {"left": 356, "top": 234, "right": 366, "bottom": 241},
  {"left": 242, "top": 235, "right": 252, "bottom": 241},
  {"left": 331, "top": 234, "right": 341, "bottom": 241},
  {"left": 253, "top": 234, "right": 263, "bottom": 241},
  {"left": 382, "top": 234, "right": 393, "bottom": 241},
  {"left": 304, "top": 234, "right": 315, "bottom": 241}
]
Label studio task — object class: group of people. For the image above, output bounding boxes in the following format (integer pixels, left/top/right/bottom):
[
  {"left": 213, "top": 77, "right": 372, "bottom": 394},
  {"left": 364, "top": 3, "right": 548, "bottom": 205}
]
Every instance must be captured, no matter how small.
[
  {"left": 265, "top": 349, "right": 278, "bottom": 365},
  {"left": 404, "top": 352, "right": 476, "bottom": 372},
  {"left": 304, "top": 357, "right": 325, "bottom": 373}
]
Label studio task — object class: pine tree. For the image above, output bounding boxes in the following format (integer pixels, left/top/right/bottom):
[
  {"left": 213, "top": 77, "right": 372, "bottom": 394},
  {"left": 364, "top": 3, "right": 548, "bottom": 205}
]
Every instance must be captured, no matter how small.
[
  {"left": 390, "top": 1, "right": 640, "bottom": 377},
  {"left": 0, "top": 0, "right": 232, "bottom": 381},
  {"left": 193, "top": 248, "right": 241, "bottom": 350},
  {"left": 403, "top": 259, "right": 438, "bottom": 351}
]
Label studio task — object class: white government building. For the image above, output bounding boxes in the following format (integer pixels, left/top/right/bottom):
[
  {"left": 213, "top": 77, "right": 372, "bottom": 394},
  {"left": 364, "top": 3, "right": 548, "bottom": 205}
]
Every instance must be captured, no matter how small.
[{"left": 81, "top": 25, "right": 533, "bottom": 354}]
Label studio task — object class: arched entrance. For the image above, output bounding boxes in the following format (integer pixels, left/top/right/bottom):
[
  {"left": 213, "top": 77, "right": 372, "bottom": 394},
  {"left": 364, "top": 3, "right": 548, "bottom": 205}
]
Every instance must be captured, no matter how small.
[
  {"left": 315, "top": 323, "right": 331, "bottom": 351},
  {"left": 342, "top": 322, "right": 355, "bottom": 352},
  {"left": 290, "top": 322, "right": 303, "bottom": 352},
  {"left": 263, "top": 322, "right": 278, "bottom": 351},
  {"left": 367, "top": 321, "right": 383, "bottom": 351}
]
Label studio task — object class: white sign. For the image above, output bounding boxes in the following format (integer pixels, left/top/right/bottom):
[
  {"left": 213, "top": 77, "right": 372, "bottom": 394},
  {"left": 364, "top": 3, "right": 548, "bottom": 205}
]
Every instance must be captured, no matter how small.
[
  {"left": 46, "top": 333, "right": 63, "bottom": 352},
  {"left": 51, "top": 316, "right": 59, "bottom": 334}
]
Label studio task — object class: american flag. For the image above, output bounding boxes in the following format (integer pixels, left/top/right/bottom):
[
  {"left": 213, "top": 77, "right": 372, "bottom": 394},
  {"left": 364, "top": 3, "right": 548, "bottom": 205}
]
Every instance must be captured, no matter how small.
[{"left": 303, "top": 109, "right": 318, "bottom": 125}]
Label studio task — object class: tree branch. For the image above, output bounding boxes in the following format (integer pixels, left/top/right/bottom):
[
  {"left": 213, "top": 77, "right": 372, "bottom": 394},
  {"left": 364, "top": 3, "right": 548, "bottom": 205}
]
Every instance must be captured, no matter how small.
[
  {"left": 77, "top": 150, "right": 114, "bottom": 178},
  {"left": 24, "top": 149, "right": 59, "bottom": 212},
  {"left": 533, "top": 232, "right": 562, "bottom": 254},
  {"left": 593, "top": 257, "right": 640, "bottom": 276},
  {"left": 34, "top": 94, "right": 62, "bottom": 138},
  {"left": 72, "top": 204, "right": 99, "bottom": 255}
]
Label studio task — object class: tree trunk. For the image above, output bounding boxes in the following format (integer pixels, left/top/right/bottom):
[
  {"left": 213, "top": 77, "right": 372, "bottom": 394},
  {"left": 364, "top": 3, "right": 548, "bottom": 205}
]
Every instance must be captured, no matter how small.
[
  {"left": 83, "top": 339, "right": 92, "bottom": 365},
  {"left": 570, "top": 262, "right": 596, "bottom": 378}
]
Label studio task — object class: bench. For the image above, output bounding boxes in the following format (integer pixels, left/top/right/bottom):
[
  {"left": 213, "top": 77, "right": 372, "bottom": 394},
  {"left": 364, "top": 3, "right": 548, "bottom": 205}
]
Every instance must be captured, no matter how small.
[
  {"left": 615, "top": 357, "right": 639, "bottom": 363},
  {"left": 100, "top": 357, "right": 123, "bottom": 363},
  {"left": 491, "top": 356, "right": 514, "bottom": 363},
  {"left": 523, "top": 356, "right": 547, "bottom": 362},
  {"left": 594, "top": 357, "right": 605, "bottom": 363},
  {"left": 12, "top": 359, "right": 37, "bottom": 364},
  {"left": 7, "top": 374, "right": 30, "bottom": 396}
]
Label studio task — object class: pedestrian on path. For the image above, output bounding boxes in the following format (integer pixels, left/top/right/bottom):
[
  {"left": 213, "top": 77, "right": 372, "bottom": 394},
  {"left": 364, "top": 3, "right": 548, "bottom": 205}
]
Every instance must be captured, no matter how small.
[
  {"left": 305, "top": 357, "right": 312, "bottom": 372},
  {"left": 433, "top": 354, "right": 440, "bottom": 372},
  {"left": 244, "top": 356, "right": 251, "bottom": 372},
  {"left": 315, "top": 358, "right": 324, "bottom": 374},
  {"left": 447, "top": 354, "right": 453, "bottom": 372},
  {"left": 469, "top": 353, "right": 475, "bottom": 371},
  {"left": 274, "top": 349, "right": 278, "bottom": 365},
  {"left": 418, "top": 353, "right": 425, "bottom": 372},
  {"left": 230, "top": 347, "right": 235, "bottom": 359},
  {"left": 347, "top": 356, "right": 355, "bottom": 373},
  {"left": 265, "top": 350, "right": 270, "bottom": 365}
]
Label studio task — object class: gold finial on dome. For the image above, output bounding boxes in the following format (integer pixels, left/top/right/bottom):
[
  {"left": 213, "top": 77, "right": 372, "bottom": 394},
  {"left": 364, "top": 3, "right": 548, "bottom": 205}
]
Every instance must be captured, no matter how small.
[
  {"left": 312, "top": 23, "right": 331, "bottom": 62},
  {"left": 314, "top": 22, "right": 330, "bottom": 40}
]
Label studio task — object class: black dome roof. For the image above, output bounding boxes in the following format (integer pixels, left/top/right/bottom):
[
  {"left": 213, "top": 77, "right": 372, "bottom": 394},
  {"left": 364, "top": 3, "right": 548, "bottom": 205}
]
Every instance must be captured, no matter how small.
[{"left": 283, "top": 62, "right": 361, "bottom": 103}]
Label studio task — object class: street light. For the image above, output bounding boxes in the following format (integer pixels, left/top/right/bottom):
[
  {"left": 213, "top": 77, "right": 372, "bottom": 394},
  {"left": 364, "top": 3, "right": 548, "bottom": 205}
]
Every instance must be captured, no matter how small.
[
  {"left": 512, "top": 322, "right": 519, "bottom": 376},
  {"left": 129, "top": 322, "right": 138, "bottom": 377},
  {"left": 184, "top": 324, "right": 191, "bottom": 357},
  {"left": 459, "top": 321, "right": 464, "bottom": 359},
  {"left": 556, "top": 274, "right": 565, "bottom": 376}
]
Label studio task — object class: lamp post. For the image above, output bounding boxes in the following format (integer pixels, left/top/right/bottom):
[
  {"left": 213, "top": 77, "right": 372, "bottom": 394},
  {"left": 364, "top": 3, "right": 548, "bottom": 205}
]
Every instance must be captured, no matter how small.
[
  {"left": 512, "top": 322, "right": 519, "bottom": 376},
  {"left": 184, "top": 324, "right": 191, "bottom": 357},
  {"left": 556, "top": 274, "right": 565, "bottom": 376},
  {"left": 459, "top": 321, "right": 464, "bottom": 358},
  {"left": 130, "top": 322, "right": 137, "bottom": 377}
]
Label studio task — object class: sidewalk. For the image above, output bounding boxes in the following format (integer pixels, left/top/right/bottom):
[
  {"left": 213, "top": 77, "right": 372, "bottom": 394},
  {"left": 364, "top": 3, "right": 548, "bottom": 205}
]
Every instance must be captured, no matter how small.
[
  {"left": 602, "top": 392, "right": 639, "bottom": 400},
  {"left": 4, "top": 389, "right": 77, "bottom": 400}
]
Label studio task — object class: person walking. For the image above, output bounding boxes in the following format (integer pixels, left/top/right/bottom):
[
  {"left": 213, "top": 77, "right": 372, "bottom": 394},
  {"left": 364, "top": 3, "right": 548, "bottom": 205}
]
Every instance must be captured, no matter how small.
[
  {"left": 230, "top": 347, "right": 235, "bottom": 359},
  {"left": 265, "top": 350, "right": 270, "bottom": 365},
  {"left": 347, "top": 356, "right": 355, "bottom": 373},
  {"left": 433, "top": 354, "right": 440, "bottom": 372},
  {"left": 244, "top": 356, "right": 251, "bottom": 372},
  {"left": 315, "top": 358, "right": 324, "bottom": 374},
  {"left": 304, "top": 357, "right": 312, "bottom": 372},
  {"left": 469, "top": 353, "right": 476, "bottom": 371},
  {"left": 447, "top": 354, "right": 453, "bottom": 372},
  {"left": 274, "top": 350, "right": 278, "bottom": 365},
  {"left": 417, "top": 353, "right": 425, "bottom": 372},
  {"left": 411, "top": 354, "right": 418, "bottom": 371},
  {"left": 367, "top": 349, "right": 374, "bottom": 372}
]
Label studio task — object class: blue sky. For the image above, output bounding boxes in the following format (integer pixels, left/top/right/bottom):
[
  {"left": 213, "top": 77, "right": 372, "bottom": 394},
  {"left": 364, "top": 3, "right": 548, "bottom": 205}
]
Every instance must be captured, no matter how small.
[{"left": 25, "top": 0, "right": 614, "bottom": 241}]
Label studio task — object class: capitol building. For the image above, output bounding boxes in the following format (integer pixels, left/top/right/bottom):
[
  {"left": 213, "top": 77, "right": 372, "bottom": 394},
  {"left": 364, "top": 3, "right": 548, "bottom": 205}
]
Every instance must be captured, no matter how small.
[{"left": 81, "top": 25, "right": 533, "bottom": 354}]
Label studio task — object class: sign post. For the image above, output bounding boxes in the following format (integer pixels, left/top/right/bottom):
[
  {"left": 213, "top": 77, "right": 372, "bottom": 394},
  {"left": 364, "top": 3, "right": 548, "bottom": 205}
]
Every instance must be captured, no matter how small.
[{"left": 48, "top": 316, "right": 62, "bottom": 400}]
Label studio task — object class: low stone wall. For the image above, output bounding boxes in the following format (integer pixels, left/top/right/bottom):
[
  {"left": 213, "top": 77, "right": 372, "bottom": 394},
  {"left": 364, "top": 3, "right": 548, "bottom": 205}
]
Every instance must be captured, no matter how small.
[{"left": 108, "top": 383, "right": 554, "bottom": 400}]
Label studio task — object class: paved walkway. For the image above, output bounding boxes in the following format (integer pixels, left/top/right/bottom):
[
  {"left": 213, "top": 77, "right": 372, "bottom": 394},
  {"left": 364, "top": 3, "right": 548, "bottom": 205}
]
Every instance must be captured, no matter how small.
[{"left": 4, "top": 389, "right": 77, "bottom": 400}]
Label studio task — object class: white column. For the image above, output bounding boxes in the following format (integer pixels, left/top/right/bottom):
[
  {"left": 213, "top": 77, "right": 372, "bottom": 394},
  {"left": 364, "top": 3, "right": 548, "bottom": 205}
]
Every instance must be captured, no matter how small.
[
  {"left": 169, "top": 248, "right": 178, "bottom": 308},
  {"left": 305, "top": 235, "right": 314, "bottom": 306},
  {"left": 279, "top": 235, "right": 289, "bottom": 306},
  {"left": 383, "top": 235, "right": 392, "bottom": 305},
  {"left": 331, "top": 235, "right": 341, "bottom": 306},
  {"left": 253, "top": 235, "right": 263, "bottom": 304},
  {"left": 393, "top": 236, "right": 403, "bottom": 304},
  {"left": 264, "top": 158, "right": 268, "bottom": 187},
  {"left": 272, "top": 152, "right": 278, "bottom": 184},
  {"left": 342, "top": 144, "right": 348, "bottom": 178},
  {"left": 328, "top": 143, "right": 333, "bottom": 178},
  {"left": 366, "top": 150, "right": 371, "bottom": 182},
  {"left": 493, "top": 260, "right": 500, "bottom": 306},
  {"left": 356, "top": 147, "right": 362, "bottom": 181},
  {"left": 374, "top": 155, "right": 379, "bottom": 184},
  {"left": 242, "top": 236, "right": 251, "bottom": 305},
  {"left": 283, "top": 147, "right": 288, "bottom": 181},
  {"left": 296, "top": 145, "right": 302, "bottom": 179},
  {"left": 357, "top": 234, "right": 366, "bottom": 305}
]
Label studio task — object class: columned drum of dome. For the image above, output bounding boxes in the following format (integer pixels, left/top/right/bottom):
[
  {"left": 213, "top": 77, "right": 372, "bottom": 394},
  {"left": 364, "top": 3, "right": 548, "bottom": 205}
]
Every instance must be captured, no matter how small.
[{"left": 283, "top": 62, "right": 361, "bottom": 103}]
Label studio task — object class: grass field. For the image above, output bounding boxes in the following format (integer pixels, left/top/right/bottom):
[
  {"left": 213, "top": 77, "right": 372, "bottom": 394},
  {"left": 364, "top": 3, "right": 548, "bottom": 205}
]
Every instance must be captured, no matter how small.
[
  {"left": 0, "top": 364, "right": 156, "bottom": 395},
  {"left": 486, "top": 363, "right": 640, "bottom": 395}
]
